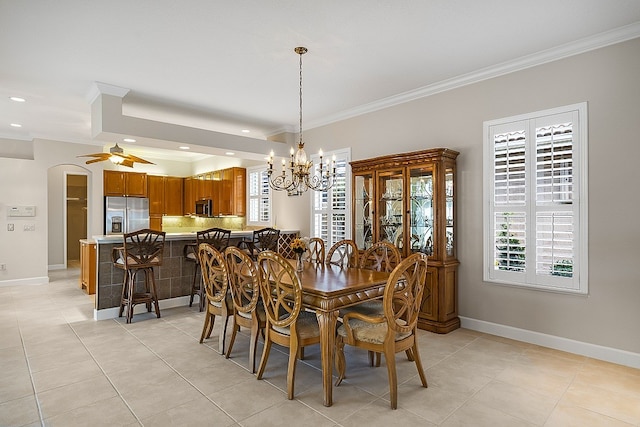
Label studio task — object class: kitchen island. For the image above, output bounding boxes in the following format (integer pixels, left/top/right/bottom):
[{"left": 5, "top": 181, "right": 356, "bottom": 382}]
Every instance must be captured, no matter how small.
[{"left": 89, "top": 229, "right": 299, "bottom": 320}]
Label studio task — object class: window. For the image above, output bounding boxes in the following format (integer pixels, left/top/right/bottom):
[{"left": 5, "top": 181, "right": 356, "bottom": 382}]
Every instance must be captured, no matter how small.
[
  {"left": 310, "top": 148, "right": 351, "bottom": 248},
  {"left": 247, "top": 166, "right": 271, "bottom": 226},
  {"left": 483, "top": 103, "right": 588, "bottom": 293}
]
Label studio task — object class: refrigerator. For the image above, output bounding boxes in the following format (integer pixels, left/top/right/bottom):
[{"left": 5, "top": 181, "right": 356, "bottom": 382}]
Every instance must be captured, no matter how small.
[{"left": 104, "top": 196, "right": 150, "bottom": 235}]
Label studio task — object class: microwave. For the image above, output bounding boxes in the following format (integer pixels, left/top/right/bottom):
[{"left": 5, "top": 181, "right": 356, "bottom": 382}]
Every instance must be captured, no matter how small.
[{"left": 195, "top": 199, "right": 212, "bottom": 217}]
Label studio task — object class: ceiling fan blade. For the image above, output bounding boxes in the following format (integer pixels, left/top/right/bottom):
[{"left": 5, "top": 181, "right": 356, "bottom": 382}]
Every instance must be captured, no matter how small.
[
  {"left": 77, "top": 153, "right": 110, "bottom": 159},
  {"left": 84, "top": 157, "right": 108, "bottom": 164},
  {"left": 120, "top": 159, "right": 135, "bottom": 168},
  {"left": 125, "top": 154, "right": 155, "bottom": 165}
]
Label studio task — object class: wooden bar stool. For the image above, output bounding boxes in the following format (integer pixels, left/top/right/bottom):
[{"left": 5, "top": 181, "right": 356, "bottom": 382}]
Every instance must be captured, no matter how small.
[
  {"left": 113, "top": 229, "right": 166, "bottom": 323},
  {"left": 184, "top": 227, "right": 231, "bottom": 311}
]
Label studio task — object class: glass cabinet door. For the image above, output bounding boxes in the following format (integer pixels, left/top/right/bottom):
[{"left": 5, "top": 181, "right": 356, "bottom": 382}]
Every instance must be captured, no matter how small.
[
  {"left": 377, "top": 170, "right": 405, "bottom": 249},
  {"left": 353, "top": 173, "right": 374, "bottom": 250},
  {"left": 445, "top": 168, "right": 455, "bottom": 257},
  {"left": 408, "top": 167, "right": 434, "bottom": 256}
]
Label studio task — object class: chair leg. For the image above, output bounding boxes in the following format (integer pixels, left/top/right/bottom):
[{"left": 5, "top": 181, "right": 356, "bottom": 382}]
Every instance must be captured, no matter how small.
[
  {"left": 218, "top": 315, "right": 230, "bottom": 354},
  {"left": 405, "top": 348, "right": 414, "bottom": 361},
  {"left": 286, "top": 343, "right": 298, "bottom": 399},
  {"left": 118, "top": 270, "right": 129, "bottom": 318},
  {"left": 411, "top": 342, "right": 428, "bottom": 388},
  {"left": 225, "top": 323, "right": 239, "bottom": 359},
  {"left": 126, "top": 271, "right": 136, "bottom": 324},
  {"left": 256, "top": 334, "right": 272, "bottom": 380},
  {"left": 148, "top": 268, "right": 161, "bottom": 319},
  {"left": 199, "top": 313, "right": 212, "bottom": 343},
  {"left": 384, "top": 350, "right": 398, "bottom": 409},
  {"left": 248, "top": 323, "right": 261, "bottom": 374},
  {"left": 189, "top": 261, "right": 199, "bottom": 307},
  {"left": 335, "top": 338, "right": 346, "bottom": 386}
]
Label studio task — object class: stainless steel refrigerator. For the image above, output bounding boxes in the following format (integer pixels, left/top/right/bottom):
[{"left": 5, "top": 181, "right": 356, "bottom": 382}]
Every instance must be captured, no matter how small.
[{"left": 104, "top": 196, "right": 150, "bottom": 235}]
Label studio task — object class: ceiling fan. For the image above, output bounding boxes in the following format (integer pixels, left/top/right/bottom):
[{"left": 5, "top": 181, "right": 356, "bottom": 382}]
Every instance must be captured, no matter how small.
[{"left": 78, "top": 143, "right": 154, "bottom": 168}]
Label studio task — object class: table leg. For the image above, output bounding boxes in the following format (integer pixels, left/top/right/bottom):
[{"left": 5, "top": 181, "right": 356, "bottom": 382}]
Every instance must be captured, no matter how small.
[{"left": 316, "top": 309, "right": 338, "bottom": 407}]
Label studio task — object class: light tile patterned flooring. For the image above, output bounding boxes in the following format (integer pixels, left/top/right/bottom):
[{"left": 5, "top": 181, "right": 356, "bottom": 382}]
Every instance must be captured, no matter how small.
[{"left": 1, "top": 268, "right": 640, "bottom": 427}]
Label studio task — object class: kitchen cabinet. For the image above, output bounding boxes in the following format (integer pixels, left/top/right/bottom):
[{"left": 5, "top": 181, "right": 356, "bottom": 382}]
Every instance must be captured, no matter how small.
[
  {"left": 218, "top": 167, "right": 245, "bottom": 216},
  {"left": 103, "top": 170, "right": 147, "bottom": 197},
  {"left": 79, "top": 240, "right": 96, "bottom": 295},
  {"left": 148, "top": 175, "right": 184, "bottom": 229},
  {"left": 350, "top": 148, "right": 459, "bottom": 333}
]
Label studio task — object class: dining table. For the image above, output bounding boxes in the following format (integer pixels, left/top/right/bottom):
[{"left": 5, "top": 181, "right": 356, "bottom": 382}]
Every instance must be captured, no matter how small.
[{"left": 288, "top": 259, "right": 391, "bottom": 407}]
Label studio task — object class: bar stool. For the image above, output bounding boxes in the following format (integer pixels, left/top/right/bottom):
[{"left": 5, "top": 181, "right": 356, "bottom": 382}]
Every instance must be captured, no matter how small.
[
  {"left": 183, "top": 227, "right": 231, "bottom": 311},
  {"left": 113, "top": 229, "right": 166, "bottom": 324}
]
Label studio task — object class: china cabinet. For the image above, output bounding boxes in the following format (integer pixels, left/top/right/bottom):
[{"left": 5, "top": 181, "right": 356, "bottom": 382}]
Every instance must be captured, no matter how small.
[{"left": 350, "top": 148, "right": 460, "bottom": 333}]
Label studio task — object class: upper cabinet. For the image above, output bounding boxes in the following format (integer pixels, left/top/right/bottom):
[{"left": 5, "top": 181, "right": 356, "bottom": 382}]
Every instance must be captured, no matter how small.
[
  {"left": 351, "top": 148, "right": 459, "bottom": 333},
  {"left": 147, "top": 175, "right": 183, "bottom": 216},
  {"left": 103, "top": 170, "right": 147, "bottom": 197},
  {"left": 183, "top": 167, "right": 246, "bottom": 216}
]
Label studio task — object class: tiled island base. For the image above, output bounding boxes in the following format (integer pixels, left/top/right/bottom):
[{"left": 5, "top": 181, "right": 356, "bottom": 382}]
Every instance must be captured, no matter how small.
[{"left": 93, "top": 231, "right": 298, "bottom": 319}]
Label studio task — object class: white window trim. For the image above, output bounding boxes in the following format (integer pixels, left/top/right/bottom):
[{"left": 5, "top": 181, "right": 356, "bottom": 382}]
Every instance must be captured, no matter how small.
[
  {"left": 310, "top": 147, "right": 352, "bottom": 247},
  {"left": 246, "top": 165, "right": 272, "bottom": 227},
  {"left": 483, "top": 102, "right": 588, "bottom": 294}
]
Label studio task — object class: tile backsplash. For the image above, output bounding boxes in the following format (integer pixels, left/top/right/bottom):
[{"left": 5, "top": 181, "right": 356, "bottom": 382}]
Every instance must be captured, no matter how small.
[{"left": 161, "top": 216, "right": 245, "bottom": 233}]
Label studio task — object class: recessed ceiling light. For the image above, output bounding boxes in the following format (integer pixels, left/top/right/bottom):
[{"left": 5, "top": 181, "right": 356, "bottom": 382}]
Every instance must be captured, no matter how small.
[
  {"left": 10, "top": 123, "right": 22, "bottom": 127},
  {"left": 123, "top": 138, "right": 136, "bottom": 143},
  {"left": 225, "top": 152, "right": 235, "bottom": 156},
  {"left": 9, "top": 96, "right": 26, "bottom": 102},
  {"left": 179, "top": 146, "right": 190, "bottom": 150},
  {"left": 241, "top": 129, "right": 250, "bottom": 133}
]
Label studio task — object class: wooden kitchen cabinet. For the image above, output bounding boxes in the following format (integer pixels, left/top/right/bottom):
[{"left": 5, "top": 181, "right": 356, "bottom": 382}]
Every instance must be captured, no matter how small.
[
  {"left": 79, "top": 240, "right": 96, "bottom": 295},
  {"left": 148, "top": 175, "right": 184, "bottom": 229},
  {"left": 218, "top": 167, "right": 246, "bottom": 216},
  {"left": 351, "top": 148, "right": 459, "bottom": 333},
  {"left": 103, "top": 170, "right": 147, "bottom": 197}
]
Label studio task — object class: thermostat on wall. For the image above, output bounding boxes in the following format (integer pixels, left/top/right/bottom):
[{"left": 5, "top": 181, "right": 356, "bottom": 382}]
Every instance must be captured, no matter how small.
[{"left": 7, "top": 206, "right": 36, "bottom": 217}]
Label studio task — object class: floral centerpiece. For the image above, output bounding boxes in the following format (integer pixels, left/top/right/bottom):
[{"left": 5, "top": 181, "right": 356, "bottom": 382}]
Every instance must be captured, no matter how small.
[{"left": 290, "top": 237, "right": 307, "bottom": 271}]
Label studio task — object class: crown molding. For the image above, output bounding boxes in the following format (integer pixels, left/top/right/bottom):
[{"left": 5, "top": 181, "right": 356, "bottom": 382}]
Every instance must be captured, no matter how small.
[
  {"left": 306, "top": 22, "right": 640, "bottom": 130},
  {"left": 86, "top": 82, "right": 131, "bottom": 104}
]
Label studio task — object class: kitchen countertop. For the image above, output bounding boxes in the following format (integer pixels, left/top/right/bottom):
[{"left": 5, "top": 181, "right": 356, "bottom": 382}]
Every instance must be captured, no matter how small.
[{"left": 92, "top": 229, "right": 299, "bottom": 243}]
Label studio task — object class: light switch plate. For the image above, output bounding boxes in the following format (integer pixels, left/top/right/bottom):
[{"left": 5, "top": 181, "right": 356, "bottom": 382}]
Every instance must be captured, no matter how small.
[{"left": 7, "top": 224, "right": 14, "bottom": 231}]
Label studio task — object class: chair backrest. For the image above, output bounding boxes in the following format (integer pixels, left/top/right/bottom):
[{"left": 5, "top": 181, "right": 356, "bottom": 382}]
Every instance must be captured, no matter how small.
[
  {"left": 122, "top": 229, "right": 166, "bottom": 267},
  {"left": 253, "top": 227, "right": 280, "bottom": 253},
  {"left": 306, "top": 237, "right": 325, "bottom": 264},
  {"left": 382, "top": 252, "right": 428, "bottom": 335},
  {"left": 257, "top": 251, "right": 303, "bottom": 329},
  {"left": 197, "top": 227, "right": 231, "bottom": 251},
  {"left": 225, "top": 246, "right": 260, "bottom": 315},
  {"left": 325, "top": 239, "right": 358, "bottom": 268},
  {"left": 359, "top": 241, "right": 401, "bottom": 272},
  {"left": 198, "top": 243, "right": 229, "bottom": 304}
]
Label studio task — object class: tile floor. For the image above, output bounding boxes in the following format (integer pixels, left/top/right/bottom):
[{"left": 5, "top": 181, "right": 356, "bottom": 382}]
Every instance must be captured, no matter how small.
[{"left": 1, "top": 268, "right": 640, "bottom": 427}]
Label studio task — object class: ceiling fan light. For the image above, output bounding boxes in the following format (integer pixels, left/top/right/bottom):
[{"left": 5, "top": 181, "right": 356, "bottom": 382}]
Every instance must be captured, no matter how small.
[{"left": 110, "top": 154, "right": 125, "bottom": 164}]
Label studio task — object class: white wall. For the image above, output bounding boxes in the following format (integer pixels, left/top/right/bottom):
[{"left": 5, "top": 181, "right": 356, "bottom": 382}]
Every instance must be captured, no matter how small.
[{"left": 303, "top": 38, "right": 640, "bottom": 355}]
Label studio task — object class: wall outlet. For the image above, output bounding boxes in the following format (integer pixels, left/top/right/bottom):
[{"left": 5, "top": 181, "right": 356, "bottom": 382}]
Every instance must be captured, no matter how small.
[
  {"left": 7, "top": 224, "right": 14, "bottom": 231},
  {"left": 0, "top": 264, "right": 6, "bottom": 271}
]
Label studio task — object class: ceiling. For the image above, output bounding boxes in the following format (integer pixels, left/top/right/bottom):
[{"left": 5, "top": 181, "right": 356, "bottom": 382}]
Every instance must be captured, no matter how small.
[{"left": 2, "top": 1, "right": 640, "bottom": 162}]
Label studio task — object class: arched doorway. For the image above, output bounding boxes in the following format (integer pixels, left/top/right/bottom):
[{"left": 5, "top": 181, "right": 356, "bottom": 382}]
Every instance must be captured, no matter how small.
[{"left": 47, "top": 164, "right": 91, "bottom": 270}]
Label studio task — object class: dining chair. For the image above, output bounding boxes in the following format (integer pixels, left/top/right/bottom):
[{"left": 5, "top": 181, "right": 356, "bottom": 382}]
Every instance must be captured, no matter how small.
[
  {"left": 306, "top": 237, "right": 325, "bottom": 264},
  {"left": 224, "top": 246, "right": 266, "bottom": 373},
  {"left": 238, "top": 227, "right": 280, "bottom": 260},
  {"left": 359, "top": 240, "right": 402, "bottom": 272},
  {"left": 335, "top": 252, "right": 429, "bottom": 409},
  {"left": 325, "top": 239, "right": 358, "bottom": 268},
  {"left": 114, "top": 229, "right": 166, "bottom": 324},
  {"left": 198, "top": 243, "right": 234, "bottom": 354},
  {"left": 256, "top": 251, "right": 321, "bottom": 400},
  {"left": 342, "top": 240, "right": 403, "bottom": 366},
  {"left": 184, "top": 227, "right": 232, "bottom": 311}
]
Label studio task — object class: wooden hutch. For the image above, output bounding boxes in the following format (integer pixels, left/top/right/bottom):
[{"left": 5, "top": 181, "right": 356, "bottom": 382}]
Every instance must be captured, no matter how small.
[{"left": 350, "top": 148, "right": 460, "bottom": 333}]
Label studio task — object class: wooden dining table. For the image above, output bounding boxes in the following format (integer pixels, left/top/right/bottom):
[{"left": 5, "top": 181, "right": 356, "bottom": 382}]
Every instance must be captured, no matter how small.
[{"left": 289, "top": 260, "right": 391, "bottom": 407}]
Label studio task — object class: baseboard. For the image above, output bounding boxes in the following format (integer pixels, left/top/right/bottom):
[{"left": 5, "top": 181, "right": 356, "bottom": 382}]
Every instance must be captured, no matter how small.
[
  {"left": 460, "top": 316, "right": 640, "bottom": 370},
  {"left": 48, "top": 264, "right": 66, "bottom": 271},
  {"left": 94, "top": 296, "right": 193, "bottom": 321},
  {"left": 0, "top": 276, "right": 49, "bottom": 287}
]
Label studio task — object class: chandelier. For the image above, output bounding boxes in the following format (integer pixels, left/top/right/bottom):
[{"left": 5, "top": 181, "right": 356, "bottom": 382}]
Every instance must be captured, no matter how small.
[{"left": 267, "top": 47, "right": 336, "bottom": 196}]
